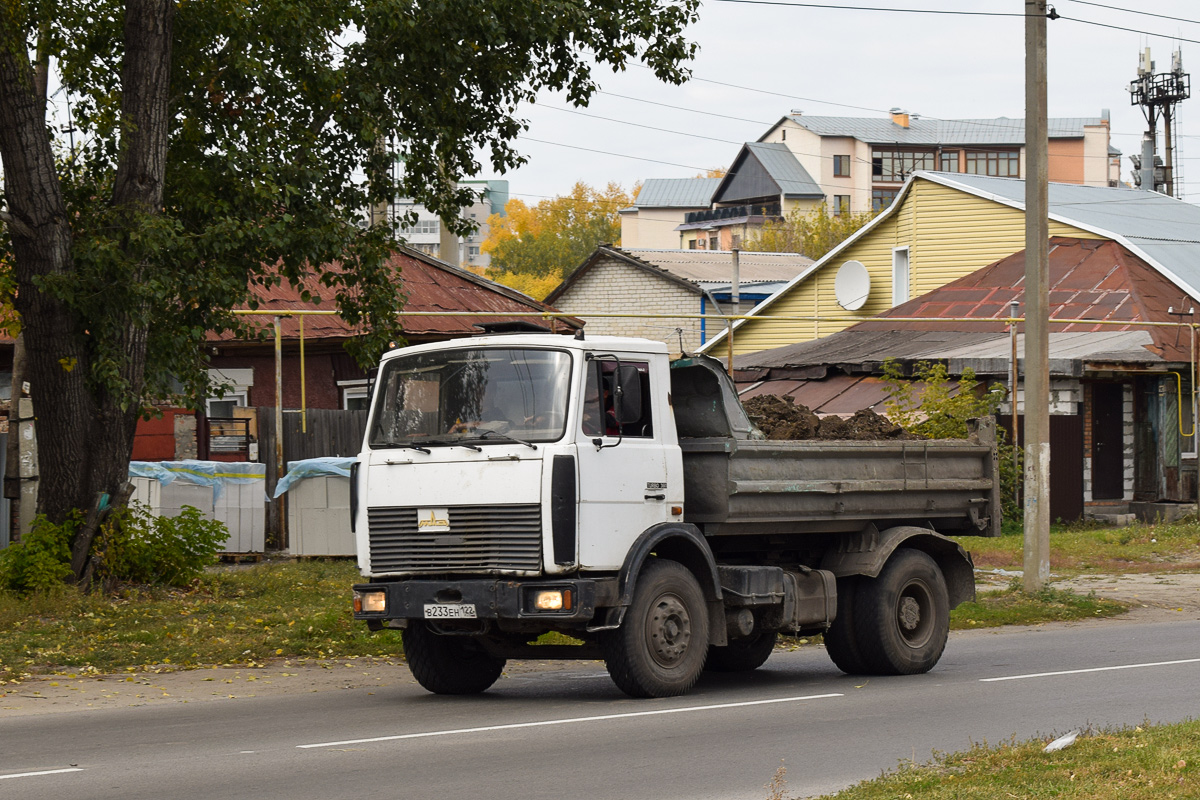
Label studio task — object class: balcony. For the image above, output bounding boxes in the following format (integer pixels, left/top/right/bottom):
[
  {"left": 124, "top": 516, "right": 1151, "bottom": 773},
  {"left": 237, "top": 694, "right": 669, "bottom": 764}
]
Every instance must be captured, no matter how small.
[{"left": 684, "top": 202, "right": 782, "bottom": 225}]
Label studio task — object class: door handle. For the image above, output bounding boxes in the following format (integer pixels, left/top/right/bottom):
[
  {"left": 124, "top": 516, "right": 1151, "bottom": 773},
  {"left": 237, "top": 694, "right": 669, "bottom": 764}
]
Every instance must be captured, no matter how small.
[{"left": 644, "top": 494, "right": 665, "bottom": 501}]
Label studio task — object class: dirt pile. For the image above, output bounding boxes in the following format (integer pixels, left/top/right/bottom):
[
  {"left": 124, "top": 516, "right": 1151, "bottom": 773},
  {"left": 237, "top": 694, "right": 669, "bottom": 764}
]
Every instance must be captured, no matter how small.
[{"left": 743, "top": 394, "right": 917, "bottom": 441}]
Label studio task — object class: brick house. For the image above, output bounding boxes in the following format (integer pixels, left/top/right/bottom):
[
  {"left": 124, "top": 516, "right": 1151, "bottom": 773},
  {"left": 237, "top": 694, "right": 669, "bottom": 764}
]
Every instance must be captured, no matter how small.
[{"left": 545, "top": 246, "right": 811, "bottom": 356}]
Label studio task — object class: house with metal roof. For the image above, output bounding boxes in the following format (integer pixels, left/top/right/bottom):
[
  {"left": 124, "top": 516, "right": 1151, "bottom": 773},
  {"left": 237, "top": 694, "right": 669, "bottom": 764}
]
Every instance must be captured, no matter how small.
[
  {"left": 731, "top": 237, "right": 1197, "bottom": 523},
  {"left": 545, "top": 245, "right": 812, "bottom": 355},
  {"left": 674, "top": 142, "right": 826, "bottom": 252},
  {"left": 620, "top": 143, "right": 826, "bottom": 252},
  {"left": 701, "top": 170, "right": 1200, "bottom": 360},
  {"left": 759, "top": 109, "right": 1120, "bottom": 214},
  {"left": 619, "top": 177, "right": 722, "bottom": 250}
]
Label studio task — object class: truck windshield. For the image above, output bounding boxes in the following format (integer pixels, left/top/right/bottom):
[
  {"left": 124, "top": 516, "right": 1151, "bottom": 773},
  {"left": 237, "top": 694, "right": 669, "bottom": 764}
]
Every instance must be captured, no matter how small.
[{"left": 369, "top": 348, "right": 571, "bottom": 448}]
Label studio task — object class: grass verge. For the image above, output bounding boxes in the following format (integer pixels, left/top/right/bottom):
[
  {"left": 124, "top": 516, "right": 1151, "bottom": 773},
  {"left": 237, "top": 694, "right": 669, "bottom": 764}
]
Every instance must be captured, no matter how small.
[
  {"left": 0, "top": 559, "right": 402, "bottom": 684},
  {"left": 766, "top": 719, "right": 1200, "bottom": 800},
  {"left": 960, "top": 517, "right": 1200, "bottom": 574},
  {"left": 0, "top": 553, "right": 1145, "bottom": 684},
  {"left": 951, "top": 582, "right": 1127, "bottom": 629}
]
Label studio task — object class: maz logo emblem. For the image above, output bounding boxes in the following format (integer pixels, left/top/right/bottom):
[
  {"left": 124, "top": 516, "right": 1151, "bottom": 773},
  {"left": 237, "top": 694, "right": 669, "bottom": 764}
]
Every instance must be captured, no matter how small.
[{"left": 417, "top": 508, "right": 450, "bottom": 532}]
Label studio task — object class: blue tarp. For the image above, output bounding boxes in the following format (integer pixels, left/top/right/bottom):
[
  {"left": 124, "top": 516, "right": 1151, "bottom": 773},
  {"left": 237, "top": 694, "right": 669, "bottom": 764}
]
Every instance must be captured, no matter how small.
[
  {"left": 129, "top": 460, "right": 267, "bottom": 500},
  {"left": 273, "top": 457, "right": 357, "bottom": 498}
]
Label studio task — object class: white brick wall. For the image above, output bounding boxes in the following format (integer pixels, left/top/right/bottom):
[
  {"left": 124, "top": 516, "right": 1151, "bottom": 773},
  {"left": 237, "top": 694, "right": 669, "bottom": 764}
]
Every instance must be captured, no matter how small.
[{"left": 554, "top": 256, "right": 707, "bottom": 355}]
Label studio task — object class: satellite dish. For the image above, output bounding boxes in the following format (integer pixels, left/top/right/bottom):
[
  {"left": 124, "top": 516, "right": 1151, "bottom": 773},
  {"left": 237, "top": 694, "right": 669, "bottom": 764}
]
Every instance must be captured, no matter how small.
[{"left": 834, "top": 260, "right": 871, "bottom": 311}]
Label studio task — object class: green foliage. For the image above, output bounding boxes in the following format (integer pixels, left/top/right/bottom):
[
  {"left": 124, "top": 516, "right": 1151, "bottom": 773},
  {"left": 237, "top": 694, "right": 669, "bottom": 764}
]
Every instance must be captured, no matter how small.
[
  {"left": 0, "top": 560, "right": 404, "bottom": 682},
  {"left": 93, "top": 504, "right": 228, "bottom": 587},
  {"left": 742, "top": 202, "right": 878, "bottom": 260},
  {"left": 0, "top": 0, "right": 701, "bottom": 529},
  {"left": 881, "top": 359, "right": 1022, "bottom": 521},
  {"left": 0, "top": 514, "right": 79, "bottom": 593},
  {"left": 483, "top": 182, "right": 635, "bottom": 283},
  {"left": 951, "top": 581, "right": 1126, "bottom": 628}
]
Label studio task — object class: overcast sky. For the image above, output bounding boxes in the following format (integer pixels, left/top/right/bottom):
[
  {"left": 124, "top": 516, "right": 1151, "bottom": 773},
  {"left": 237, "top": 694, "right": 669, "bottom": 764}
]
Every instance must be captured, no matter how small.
[{"left": 494, "top": 0, "right": 1200, "bottom": 205}]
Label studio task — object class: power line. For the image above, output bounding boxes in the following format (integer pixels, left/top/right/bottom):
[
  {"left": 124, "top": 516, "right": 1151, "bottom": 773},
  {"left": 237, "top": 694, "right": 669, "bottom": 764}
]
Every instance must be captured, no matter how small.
[
  {"left": 539, "top": 106, "right": 746, "bottom": 145},
  {"left": 596, "top": 91, "right": 777, "bottom": 126},
  {"left": 521, "top": 137, "right": 715, "bottom": 171},
  {"left": 710, "top": 0, "right": 1027, "bottom": 17},
  {"left": 1065, "top": 0, "right": 1200, "bottom": 26},
  {"left": 1051, "top": 13, "right": 1200, "bottom": 46}
]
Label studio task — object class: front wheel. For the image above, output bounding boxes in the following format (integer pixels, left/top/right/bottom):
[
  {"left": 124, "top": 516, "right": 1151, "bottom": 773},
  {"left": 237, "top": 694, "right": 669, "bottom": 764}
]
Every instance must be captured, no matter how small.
[
  {"left": 853, "top": 549, "right": 950, "bottom": 675},
  {"left": 601, "top": 559, "right": 710, "bottom": 697},
  {"left": 402, "top": 623, "right": 506, "bottom": 695}
]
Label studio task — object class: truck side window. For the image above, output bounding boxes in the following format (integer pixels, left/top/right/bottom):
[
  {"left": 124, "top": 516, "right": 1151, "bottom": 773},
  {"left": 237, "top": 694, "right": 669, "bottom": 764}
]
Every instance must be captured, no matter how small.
[{"left": 582, "top": 361, "right": 653, "bottom": 438}]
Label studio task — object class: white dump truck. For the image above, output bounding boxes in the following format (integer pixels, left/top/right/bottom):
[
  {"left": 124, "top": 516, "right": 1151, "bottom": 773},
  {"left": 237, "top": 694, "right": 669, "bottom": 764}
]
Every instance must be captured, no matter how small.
[{"left": 351, "top": 333, "right": 999, "bottom": 697}]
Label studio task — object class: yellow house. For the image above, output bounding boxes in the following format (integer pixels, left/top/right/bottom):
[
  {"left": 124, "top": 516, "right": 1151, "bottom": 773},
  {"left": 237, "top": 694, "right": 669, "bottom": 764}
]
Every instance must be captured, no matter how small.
[{"left": 700, "top": 171, "right": 1200, "bottom": 358}]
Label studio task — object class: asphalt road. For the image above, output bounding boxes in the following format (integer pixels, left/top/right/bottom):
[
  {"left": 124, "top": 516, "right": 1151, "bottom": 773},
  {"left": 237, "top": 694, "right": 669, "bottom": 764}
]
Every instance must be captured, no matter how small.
[{"left": 4, "top": 619, "right": 1200, "bottom": 800}]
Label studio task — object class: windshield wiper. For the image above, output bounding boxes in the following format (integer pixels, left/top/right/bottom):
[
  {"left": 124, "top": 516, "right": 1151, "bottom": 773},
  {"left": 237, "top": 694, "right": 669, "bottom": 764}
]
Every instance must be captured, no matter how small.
[
  {"left": 419, "top": 437, "right": 482, "bottom": 452},
  {"left": 378, "top": 440, "right": 431, "bottom": 454},
  {"left": 476, "top": 429, "right": 537, "bottom": 450}
]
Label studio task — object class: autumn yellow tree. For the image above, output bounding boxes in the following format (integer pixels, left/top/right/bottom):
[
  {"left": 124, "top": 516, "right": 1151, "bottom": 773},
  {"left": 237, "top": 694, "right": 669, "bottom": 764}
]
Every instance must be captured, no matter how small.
[
  {"left": 483, "top": 182, "right": 634, "bottom": 298},
  {"left": 743, "top": 202, "right": 878, "bottom": 261}
]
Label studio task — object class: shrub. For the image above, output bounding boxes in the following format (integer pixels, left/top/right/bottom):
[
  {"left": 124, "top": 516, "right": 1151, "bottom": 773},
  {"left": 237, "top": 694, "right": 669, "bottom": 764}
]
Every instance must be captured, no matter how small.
[
  {"left": 0, "top": 513, "right": 79, "bottom": 593},
  {"left": 93, "top": 503, "right": 228, "bottom": 586},
  {"left": 882, "top": 359, "right": 1023, "bottom": 522}
]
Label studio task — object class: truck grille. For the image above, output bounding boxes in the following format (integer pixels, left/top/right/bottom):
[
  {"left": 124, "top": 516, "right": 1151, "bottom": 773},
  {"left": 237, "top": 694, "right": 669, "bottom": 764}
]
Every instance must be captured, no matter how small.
[{"left": 367, "top": 505, "right": 543, "bottom": 572}]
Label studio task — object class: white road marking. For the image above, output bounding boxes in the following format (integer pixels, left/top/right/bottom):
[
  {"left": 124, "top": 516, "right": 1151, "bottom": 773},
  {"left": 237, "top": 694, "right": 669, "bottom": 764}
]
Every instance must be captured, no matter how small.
[
  {"left": 981, "top": 657, "right": 1200, "bottom": 682},
  {"left": 0, "top": 768, "right": 84, "bottom": 781},
  {"left": 298, "top": 693, "right": 844, "bottom": 749}
]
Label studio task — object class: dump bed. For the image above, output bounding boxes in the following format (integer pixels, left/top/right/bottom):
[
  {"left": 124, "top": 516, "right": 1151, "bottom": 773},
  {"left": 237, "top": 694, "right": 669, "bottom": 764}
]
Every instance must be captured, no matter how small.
[{"left": 670, "top": 356, "right": 1001, "bottom": 539}]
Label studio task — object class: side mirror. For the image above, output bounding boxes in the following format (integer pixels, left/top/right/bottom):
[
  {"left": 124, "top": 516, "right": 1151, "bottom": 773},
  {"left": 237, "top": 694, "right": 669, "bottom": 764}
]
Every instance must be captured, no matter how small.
[{"left": 613, "top": 365, "right": 642, "bottom": 424}]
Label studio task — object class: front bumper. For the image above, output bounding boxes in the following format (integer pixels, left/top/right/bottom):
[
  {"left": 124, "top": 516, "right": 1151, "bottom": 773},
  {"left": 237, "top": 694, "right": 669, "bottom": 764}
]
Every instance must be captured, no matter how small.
[{"left": 353, "top": 577, "right": 618, "bottom": 626}]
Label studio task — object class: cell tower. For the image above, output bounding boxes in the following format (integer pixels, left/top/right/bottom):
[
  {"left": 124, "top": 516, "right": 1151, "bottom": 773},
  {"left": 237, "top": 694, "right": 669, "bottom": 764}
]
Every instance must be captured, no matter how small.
[{"left": 1128, "top": 47, "right": 1190, "bottom": 196}]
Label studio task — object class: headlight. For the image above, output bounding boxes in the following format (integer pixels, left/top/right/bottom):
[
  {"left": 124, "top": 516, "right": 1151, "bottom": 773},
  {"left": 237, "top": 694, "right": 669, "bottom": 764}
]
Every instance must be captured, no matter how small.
[
  {"left": 354, "top": 590, "right": 387, "bottom": 614},
  {"left": 533, "top": 588, "right": 572, "bottom": 611}
]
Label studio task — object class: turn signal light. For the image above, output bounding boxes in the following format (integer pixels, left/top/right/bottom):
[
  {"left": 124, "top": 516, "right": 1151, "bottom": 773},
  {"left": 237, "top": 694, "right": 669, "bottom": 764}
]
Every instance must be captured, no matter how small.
[{"left": 353, "top": 590, "right": 387, "bottom": 613}]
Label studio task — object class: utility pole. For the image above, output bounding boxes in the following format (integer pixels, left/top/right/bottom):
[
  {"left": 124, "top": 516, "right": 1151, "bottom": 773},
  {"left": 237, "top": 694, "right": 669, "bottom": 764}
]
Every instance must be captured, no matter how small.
[
  {"left": 1024, "top": 0, "right": 1051, "bottom": 592},
  {"left": 1128, "top": 47, "right": 1190, "bottom": 196}
]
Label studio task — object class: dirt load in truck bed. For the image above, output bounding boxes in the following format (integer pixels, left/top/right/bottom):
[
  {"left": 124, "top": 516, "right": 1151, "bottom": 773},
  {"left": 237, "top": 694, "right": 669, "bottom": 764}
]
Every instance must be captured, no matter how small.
[{"left": 743, "top": 394, "right": 920, "bottom": 441}]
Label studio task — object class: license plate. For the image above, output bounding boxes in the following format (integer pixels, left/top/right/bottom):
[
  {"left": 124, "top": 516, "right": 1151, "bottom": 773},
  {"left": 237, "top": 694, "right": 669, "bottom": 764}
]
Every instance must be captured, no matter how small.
[{"left": 423, "top": 603, "right": 477, "bottom": 620}]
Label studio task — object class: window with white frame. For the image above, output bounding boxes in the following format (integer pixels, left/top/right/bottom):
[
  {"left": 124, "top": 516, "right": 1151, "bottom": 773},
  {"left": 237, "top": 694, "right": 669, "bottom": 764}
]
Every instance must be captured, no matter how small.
[
  {"left": 892, "top": 247, "right": 910, "bottom": 306},
  {"left": 206, "top": 368, "right": 253, "bottom": 417},
  {"left": 398, "top": 219, "right": 440, "bottom": 236},
  {"left": 343, "top": 386, "right": 369, "bottom": 410}
]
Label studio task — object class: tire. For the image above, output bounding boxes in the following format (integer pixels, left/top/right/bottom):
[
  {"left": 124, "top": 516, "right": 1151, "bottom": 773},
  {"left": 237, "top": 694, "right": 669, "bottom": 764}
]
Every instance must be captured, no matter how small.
[
  {"left": 601, "top": 559, "right": 710, "bottom": 698},
  {"left": 853, "top": 549, "right": 950, "bottom": 675},
  {"left": 823, "top": 576, "right": 872, "bottom": 675},
  {"left": 705, "top": 629, "right": 777, "bottom": 673},
  {"left": 402, "top": 622, "right": 506, "bottom": 695}
]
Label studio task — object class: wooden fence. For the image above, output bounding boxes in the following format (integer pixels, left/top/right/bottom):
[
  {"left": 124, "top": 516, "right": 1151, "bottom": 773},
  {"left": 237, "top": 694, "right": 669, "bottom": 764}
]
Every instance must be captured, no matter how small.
[{"left": 256, "top": 408, "right": 368, "bottom": 548}]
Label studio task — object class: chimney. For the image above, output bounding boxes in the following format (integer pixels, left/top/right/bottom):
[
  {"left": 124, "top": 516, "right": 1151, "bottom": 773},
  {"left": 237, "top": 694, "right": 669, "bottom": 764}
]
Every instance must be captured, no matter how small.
[{"left": 889, "top": 108, "right": 910, "bottom": 128}]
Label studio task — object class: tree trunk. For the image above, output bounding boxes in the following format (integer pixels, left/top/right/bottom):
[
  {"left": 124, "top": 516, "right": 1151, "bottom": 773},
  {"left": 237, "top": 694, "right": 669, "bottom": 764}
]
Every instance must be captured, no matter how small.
[{"left": 0, "top": 0, "right": 175, "bottom": 582}]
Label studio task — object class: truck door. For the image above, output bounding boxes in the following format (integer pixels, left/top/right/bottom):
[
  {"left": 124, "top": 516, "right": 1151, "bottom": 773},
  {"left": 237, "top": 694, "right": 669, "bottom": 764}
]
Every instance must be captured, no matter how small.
[{"left": 575, "top": 359, "right": 669, "bottom": 570}]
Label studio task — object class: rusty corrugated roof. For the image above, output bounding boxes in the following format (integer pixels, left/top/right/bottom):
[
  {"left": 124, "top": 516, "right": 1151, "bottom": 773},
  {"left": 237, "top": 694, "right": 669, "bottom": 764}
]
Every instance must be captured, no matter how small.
[
  {"left": 217, "top": 246, "right": 579, "bottom": 342},
  {"left": 856, "top": 237, "right": 1193, "bottom": 361}
]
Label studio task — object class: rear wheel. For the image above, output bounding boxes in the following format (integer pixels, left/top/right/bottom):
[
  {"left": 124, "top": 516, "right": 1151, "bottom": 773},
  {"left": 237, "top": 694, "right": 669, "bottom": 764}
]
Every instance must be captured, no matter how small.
[
  {"left": 823, "top": 576, "right": 872, "bottom": 675},
  {"left": 854, "top": 549, "right": 950, "bottom": 675},
  {"left": 601, "top": 559, "right": 710, "bottom": 697},
  {"left": 403, "top": 622, "right": 506, "bottom": 695},
  {"left": 705, "top": 629, "right": 777, "bottom": 673}
]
